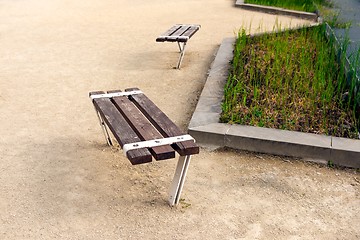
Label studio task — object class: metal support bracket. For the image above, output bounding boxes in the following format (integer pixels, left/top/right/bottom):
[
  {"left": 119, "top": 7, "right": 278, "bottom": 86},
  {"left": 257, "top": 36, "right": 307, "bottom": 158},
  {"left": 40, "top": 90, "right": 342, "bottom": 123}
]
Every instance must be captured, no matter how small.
[
  {"left": 93, "top": 106, "right": 113, "bottom": 146},
  {"left": 90, "top": 90, "right": 143, "bottom": 100},
  {"left": 122, "top": 134, "right": 194, "bottom": 157}
]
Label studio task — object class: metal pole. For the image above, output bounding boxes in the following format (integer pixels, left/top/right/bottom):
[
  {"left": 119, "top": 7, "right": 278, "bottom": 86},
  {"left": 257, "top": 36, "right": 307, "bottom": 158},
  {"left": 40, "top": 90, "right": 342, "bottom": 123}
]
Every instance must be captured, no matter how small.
[
  {"left": 168, "top": 155, "right": 192, "bottom": 206},
  {"left": 176, "top": 42, "right": 187, "bottom": 69},
  {"left": 93, "top": 106, "right": 113, "bottom": 146}
]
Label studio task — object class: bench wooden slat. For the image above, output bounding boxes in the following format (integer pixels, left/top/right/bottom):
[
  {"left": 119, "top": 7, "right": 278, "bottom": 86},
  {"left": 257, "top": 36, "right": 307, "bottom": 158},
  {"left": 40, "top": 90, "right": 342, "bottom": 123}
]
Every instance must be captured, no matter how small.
[
  {"left": 166, "top": 36, "right": 188, "bottom": 42},
  {"left": 156, "top": 25, "right": 182, "bottom": 42},
  {"left": 180, "top": 25, "right": 199, "bottom": 39},
  {"left": 90, "top": 92, "right": 153, "bottom": 165},
  {"left": 126, "top": 88, "right": 200, "bottom": 156},
  {"left": 111, "top": 94, "right": 176, "bottom": 161},
  {"left": 165, "top": 25, "right": 191, "bottom": 42},
  {"left": 170, "top": 25, "right": 190, "bottom": 36}
]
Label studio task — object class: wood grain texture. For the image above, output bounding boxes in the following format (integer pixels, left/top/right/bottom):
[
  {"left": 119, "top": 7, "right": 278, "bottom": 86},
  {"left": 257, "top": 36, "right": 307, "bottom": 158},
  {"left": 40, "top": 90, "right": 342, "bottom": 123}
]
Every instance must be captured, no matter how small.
[
  {"left": 126, "top": 88, "right": 199, "bottom": 156},
  {"left": 112, "top": 95, "right": 175, "bottom": 160},
  {"left": 90, "top": 91, "right": 152, "bottom": 165}
]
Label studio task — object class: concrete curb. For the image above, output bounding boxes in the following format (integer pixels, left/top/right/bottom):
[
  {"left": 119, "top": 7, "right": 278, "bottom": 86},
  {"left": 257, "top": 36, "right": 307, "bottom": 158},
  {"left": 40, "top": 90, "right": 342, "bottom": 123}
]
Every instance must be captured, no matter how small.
[
  {"left": 235, "top": 0, "right": 319, "bottom": 22},
  {"left": 188, "top": 37, "right": 360, "bottom": 169}
]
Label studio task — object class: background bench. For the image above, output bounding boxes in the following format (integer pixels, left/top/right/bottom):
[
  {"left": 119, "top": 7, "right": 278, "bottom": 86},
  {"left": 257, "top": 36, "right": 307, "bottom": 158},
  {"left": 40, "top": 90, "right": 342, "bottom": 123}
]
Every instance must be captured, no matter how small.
[
  {"left": 156, "top": 24, "right": 200, "bottom": 69},
  {"left": 89, "top": 88, "right": 199, "bottom": 206}
]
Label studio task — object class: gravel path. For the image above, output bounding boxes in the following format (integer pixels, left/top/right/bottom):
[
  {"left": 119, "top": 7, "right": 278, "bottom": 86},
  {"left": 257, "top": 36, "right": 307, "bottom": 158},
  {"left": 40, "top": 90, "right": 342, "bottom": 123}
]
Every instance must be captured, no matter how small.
[{"left": 0, "top": 0, "right": 359, "bottom": 239}]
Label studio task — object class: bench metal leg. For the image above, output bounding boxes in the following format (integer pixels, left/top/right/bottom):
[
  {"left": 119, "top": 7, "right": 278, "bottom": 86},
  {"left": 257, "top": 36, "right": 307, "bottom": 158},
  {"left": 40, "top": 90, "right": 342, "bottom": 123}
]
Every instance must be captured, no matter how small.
[
  {"left": 177, "top": 42, "right": 182, "bottom": 52},
  {"left": 93, "top": 107, "right": 113, "bottom": 146},
  {"left": 176, "top": 42, "right": 187, "bottom": 69},
  {"left": 168, "top": 155, "right": 191, "bottom": 206}
]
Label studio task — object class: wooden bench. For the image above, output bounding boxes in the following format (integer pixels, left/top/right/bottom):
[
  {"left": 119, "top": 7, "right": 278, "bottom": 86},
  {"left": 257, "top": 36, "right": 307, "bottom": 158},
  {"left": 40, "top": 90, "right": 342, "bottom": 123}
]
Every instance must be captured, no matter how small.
[
  {"left": 156, "top": 24, "right": 200, "bottom": 69},
  {"left": 89, "top": 88, "right": 199, "bottom": 206}
]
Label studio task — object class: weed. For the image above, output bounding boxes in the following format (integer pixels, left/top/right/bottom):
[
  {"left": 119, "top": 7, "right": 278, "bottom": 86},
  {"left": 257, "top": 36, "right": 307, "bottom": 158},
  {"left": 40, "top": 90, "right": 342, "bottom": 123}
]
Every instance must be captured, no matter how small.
[{"left": 221, "top": 24, "right": 360, "bottom": 139}]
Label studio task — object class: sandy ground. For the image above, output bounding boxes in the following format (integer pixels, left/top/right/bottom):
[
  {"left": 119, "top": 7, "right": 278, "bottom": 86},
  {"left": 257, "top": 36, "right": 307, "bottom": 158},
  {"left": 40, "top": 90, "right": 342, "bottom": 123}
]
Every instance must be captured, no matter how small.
[{"left": 0, "top": 0, "right": 359, "bottom": 239}]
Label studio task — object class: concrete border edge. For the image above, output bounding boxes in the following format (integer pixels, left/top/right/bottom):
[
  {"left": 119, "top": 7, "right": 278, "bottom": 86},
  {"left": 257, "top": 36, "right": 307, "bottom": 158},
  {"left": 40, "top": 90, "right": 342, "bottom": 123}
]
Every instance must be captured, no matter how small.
[{"left": 235, "top": 0, "right": 319, "bottom": 22}]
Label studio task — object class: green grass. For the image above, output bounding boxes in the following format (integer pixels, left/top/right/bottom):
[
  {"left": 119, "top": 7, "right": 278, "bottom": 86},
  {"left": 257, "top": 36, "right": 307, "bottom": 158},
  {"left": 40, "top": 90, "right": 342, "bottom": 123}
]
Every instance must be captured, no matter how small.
[
  {"left": 244, "top": 0, "right": 331, "bottom": 12},
  {"left": 221, "top": 24, "right": 360, "bottom": 139}
]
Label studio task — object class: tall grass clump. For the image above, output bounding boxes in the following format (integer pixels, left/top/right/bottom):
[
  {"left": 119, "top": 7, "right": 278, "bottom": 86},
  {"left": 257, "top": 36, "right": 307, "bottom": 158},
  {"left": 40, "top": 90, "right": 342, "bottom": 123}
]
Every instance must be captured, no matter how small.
[
  {"left": 244, "top": 0, "right": 331, "bottom": 12},
  {"left": 221, "top": 24, "right": 360, "bottom": 139}
]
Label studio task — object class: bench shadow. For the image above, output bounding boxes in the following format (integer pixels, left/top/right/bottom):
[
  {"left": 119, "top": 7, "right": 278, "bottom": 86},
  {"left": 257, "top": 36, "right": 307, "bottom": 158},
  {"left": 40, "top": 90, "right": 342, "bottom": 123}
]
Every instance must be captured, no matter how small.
[
  {"left": 25, "top": 137, "right": 173, "bottom": 218},
  {"left": 123, "top": 50, "right": 181, "bottom": 71}
]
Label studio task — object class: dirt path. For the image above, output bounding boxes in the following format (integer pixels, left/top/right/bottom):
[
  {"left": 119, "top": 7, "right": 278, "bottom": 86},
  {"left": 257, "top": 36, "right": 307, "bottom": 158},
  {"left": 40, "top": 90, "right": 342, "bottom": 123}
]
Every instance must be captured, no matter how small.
[{"left": 0, "top": 0, "right": 359, "bottom": 239}]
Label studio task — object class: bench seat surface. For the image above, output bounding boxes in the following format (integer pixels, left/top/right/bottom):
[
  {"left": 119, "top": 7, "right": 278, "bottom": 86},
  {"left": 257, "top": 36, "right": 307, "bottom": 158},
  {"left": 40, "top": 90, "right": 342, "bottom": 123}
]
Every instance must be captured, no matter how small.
[
  {"left": 156, "top": 24, "right": 200, "bottom": 42},
  {"left": 90, "top": 88, "right": 199, "bottom": 165}
]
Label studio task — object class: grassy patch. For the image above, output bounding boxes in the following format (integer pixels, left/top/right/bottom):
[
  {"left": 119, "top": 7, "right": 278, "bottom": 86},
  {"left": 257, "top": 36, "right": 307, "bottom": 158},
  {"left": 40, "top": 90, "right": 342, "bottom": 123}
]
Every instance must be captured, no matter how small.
[
  {"left": 244, "top": 0, "right": 332, "bottom": 12},
  {"left": 221, "top": 24, "right": 360, "bottom": 139}
]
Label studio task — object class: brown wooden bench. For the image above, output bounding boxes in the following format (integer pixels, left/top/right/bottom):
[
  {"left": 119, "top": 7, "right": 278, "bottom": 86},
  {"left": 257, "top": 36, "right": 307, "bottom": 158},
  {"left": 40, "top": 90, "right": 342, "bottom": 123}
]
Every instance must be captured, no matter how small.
[
  {"left": 89, "top": 88, "right": 199, "bottom": 206},
  {"left": 156, "top": 24, "right": 200, "bottom": 69}
]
